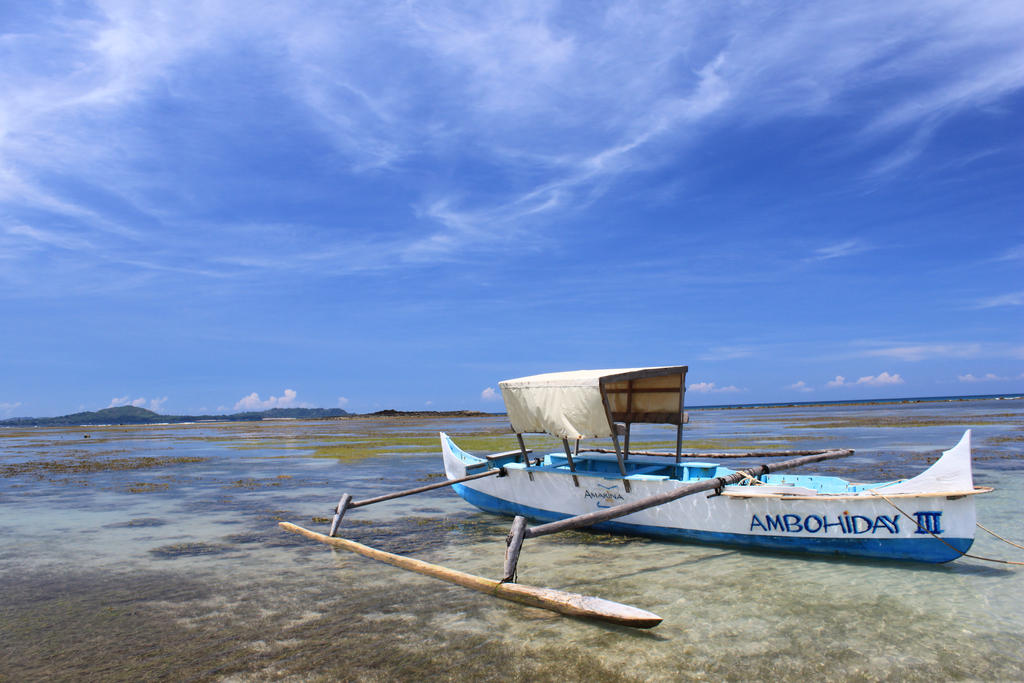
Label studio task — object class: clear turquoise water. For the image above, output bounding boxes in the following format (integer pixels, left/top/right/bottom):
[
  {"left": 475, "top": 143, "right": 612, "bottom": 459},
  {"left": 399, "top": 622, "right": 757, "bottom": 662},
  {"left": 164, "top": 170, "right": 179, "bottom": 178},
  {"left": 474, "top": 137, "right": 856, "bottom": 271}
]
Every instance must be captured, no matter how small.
[{"left": 2, "top": 400, "right": 1022, "bottom": 681}]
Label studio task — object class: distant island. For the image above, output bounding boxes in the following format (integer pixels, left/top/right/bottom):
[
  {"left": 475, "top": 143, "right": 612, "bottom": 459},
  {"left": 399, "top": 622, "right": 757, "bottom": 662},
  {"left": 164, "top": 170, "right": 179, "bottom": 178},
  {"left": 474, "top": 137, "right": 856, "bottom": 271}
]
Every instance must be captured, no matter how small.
[
  {"left": 364, "top": 409, "right": 494, "bottom": 418},
  {"left": 0, "top": 405, "right": 499, "bottom": 427},
  {"left": 0, "top": 405, "right": 352, "bottom": 427}
]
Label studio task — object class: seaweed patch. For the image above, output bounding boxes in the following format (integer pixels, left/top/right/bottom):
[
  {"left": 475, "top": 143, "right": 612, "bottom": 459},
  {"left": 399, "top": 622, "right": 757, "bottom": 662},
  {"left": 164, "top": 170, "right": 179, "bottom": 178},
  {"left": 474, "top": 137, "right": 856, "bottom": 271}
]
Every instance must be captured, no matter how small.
[
  {"left": 103, "top": 518, "right": 167, "bottom": 528},
  {"left": 148, "top": 542, "right": 233, "bottom": 558}
]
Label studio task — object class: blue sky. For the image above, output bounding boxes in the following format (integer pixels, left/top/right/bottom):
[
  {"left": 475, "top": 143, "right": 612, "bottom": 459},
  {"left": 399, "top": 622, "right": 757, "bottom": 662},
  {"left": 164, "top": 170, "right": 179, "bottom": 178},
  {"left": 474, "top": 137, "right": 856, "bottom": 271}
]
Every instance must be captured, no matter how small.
[{"left": 1, "top": 1, "right": 1022, "bottom": 417}]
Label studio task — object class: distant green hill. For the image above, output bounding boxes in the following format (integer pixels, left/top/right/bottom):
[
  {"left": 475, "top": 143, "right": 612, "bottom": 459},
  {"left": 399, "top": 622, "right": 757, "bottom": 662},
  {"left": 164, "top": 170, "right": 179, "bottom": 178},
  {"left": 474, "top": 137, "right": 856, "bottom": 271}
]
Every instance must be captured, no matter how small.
[{"left": 0, "top": 405, "right": 351, "bottom": 426}]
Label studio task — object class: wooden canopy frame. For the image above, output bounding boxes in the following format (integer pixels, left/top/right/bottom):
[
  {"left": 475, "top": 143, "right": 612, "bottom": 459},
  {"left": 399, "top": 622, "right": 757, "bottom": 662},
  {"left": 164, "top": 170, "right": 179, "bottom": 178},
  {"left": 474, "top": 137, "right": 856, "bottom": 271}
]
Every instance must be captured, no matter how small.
[
  {"left": 506, "top": 366, "right": 689, "bottom": 491},
  {"left": 598, "top": 366, "right": 688, "bottom": 466}
]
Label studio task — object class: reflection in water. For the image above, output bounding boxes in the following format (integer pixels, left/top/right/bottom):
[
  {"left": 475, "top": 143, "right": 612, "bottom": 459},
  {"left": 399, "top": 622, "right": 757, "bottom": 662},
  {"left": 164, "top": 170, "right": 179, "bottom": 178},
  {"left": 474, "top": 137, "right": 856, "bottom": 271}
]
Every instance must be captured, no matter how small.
[{"left": 1, "top": 401, "right": 1023, "bottom": 680}]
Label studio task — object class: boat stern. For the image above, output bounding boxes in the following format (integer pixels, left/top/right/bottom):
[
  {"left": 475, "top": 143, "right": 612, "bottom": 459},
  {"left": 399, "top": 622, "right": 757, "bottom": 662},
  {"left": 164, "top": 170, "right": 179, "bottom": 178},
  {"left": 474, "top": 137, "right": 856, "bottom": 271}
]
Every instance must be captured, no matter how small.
[
  {"left": 440, "top": 432, "right": 485, "bottom": 480},
  {"left": 878, "top": 430, "right": 975, "bottom": 495}
]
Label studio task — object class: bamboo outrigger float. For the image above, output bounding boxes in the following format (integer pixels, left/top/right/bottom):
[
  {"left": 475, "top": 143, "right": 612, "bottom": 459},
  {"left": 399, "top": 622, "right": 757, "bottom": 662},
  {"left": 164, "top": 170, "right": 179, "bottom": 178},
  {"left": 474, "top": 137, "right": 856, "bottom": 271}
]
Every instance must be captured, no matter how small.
[
  {"left": 282, "top": 365, "right": 993, "bottom": 628},
  {"left": 279, "top": 522, "right": 663, "bottom": 627}
]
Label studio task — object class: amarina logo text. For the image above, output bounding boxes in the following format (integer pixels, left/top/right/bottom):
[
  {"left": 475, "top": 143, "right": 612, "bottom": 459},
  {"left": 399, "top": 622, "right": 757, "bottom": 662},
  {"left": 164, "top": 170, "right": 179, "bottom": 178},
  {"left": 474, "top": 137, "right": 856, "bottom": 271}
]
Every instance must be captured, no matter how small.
[{"left": 584, "top": 488, "right": 625, "bottom": 508}]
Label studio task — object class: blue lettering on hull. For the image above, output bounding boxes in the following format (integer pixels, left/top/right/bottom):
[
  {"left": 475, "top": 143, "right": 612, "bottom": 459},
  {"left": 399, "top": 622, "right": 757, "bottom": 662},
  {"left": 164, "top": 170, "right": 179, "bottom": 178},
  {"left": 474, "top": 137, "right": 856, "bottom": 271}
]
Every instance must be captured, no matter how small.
[
  {"left": 913, "top": 511, "right": 944, "bottom": 534},
  {"left": 750, "top": 513, "right": 903, "bottom": 535}
]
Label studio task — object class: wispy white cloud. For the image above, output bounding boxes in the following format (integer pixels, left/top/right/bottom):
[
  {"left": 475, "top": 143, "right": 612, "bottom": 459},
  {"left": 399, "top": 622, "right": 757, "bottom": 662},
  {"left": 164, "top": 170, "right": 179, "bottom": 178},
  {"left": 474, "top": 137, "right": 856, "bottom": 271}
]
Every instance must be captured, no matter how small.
[
  {"left": 957, "top": 373, "right": 1007, "bottom": 383},
  {"left": 103, "top": 396, "right": 165, "bottom": 412},
  {"left": 480, "top": 387, "right": 499, "bottom": 401},
  {"left": 0, "top": 401, "right": 22, "bottom": 417},
  {"left": 688, "top": 381, "right": 743, "bottom": 393},
  {"left": 854, "top": 343, "right": 983, "bottom": 361},
  {"left": 699, "top": 346, "right": 754, "bottom": 361},
  {"left": 109, "top": 395, "right": 157, "bottom": 409},
  {"left": 995, "top": 244, "right": 1024, "bottom": 261},
  {"left": 867, "top": 118, "right": 944, "bottom": 177},
  {"left": 234, "top": 389, "right": 309, "bottom": 411},
  {"left": 827, "top": 372, "right": 905, "bottom": 387},
  {"left": 976, "top": 291, "right": 1024, "bottom": 308},
  {"left": 337, "top": 396, "right": 350, "bottom": 408},
  {"left": 6, "top": 224, "right": 94, "bottom": 252},
  {"left": 857, "top": 371, "right": 904, "bottom": 386},
  {"left": 787, "top": 381, "right": 813, "bottom": 392},
  {"left": 849, "top": 341, "right": 1024, "bottom": 362},
  {"left": 810, "top": 240, "right": 871, "bottom": 261}
]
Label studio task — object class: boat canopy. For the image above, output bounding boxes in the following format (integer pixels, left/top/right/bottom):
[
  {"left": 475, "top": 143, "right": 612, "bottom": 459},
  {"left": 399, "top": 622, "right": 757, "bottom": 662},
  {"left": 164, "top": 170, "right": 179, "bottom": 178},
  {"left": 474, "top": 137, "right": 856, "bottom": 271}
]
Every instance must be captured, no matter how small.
[{"left": 499, "top": 367, "right": 688, "bottom": 440}]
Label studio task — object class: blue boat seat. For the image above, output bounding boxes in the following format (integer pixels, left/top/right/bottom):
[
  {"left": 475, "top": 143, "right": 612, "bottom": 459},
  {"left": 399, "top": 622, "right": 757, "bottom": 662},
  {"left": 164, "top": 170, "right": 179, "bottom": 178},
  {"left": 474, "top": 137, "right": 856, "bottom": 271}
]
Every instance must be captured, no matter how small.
[
  {"left": 678, "top": 462, "right": 719, "bottom": 480},
  {"left": 628, "top": 465, "right": 672, "bottom": 477}
]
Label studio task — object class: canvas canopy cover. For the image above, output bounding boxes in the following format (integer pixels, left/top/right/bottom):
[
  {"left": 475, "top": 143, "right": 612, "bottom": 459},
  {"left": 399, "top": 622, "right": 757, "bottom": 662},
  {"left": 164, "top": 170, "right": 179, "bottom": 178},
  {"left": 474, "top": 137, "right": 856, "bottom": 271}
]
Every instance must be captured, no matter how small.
[{"left": 499, "top": 367, "right": 688, "bottom": 440}]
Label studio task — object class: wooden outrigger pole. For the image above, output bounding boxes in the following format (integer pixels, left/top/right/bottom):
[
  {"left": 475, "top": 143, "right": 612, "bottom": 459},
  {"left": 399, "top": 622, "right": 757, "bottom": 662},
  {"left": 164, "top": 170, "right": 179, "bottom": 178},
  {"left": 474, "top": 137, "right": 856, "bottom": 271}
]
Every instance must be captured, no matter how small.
[
  {"left": 587, "top": 447, "right": 848, "bottom": 459},
  {"left": 328, "top": 467, "right": 506, "bottom": 537},
  {"left": 279, "top": 522, "right": 663, "bottom": 628}
]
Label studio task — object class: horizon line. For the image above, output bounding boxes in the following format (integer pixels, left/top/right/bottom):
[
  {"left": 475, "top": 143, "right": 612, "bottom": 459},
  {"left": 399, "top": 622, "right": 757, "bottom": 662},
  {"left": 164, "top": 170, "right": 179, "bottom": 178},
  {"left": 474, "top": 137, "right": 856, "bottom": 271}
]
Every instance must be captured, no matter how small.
[{"left": 3, "top": 392, "right": 1022, "bottom": 424}]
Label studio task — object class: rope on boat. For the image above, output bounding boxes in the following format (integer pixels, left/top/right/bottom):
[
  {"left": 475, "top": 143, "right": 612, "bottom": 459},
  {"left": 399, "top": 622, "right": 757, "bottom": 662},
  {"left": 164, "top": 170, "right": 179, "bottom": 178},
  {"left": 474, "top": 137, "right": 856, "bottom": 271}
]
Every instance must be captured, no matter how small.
[
  {"left": 868, "top": 490, "right": 1024, "bottom": 566},
  {"left": 736, "top": 471, "right": 764, "bottom": 486},
  {"left": 976, "top": 522, "right": 1024, "bottom": 551}
]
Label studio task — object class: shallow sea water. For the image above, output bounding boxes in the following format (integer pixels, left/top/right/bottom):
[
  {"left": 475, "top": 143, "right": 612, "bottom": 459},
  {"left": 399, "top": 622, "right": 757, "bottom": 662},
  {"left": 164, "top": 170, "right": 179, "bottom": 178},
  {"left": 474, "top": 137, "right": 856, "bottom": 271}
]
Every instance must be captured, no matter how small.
[{"left": 2, "top": 400, "right": 1023, "bottom": 681}]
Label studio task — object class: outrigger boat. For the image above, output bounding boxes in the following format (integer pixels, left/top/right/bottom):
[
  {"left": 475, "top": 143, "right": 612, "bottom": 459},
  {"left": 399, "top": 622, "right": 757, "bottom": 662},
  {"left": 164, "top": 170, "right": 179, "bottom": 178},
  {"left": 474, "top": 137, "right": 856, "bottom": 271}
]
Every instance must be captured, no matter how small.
[
  {"left": 443, "top": 367, "right": 991, "bottom": 564},
  {"left": 281, "top": 365, "right": 992, "bottom": 628}
]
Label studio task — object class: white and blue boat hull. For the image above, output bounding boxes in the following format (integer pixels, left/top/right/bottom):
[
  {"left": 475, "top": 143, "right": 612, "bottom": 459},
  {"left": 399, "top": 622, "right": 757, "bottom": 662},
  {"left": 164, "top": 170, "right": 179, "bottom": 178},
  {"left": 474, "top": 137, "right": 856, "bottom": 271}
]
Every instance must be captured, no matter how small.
[{"left": 441, "top": 432, "right": 985, "bottom": 563}]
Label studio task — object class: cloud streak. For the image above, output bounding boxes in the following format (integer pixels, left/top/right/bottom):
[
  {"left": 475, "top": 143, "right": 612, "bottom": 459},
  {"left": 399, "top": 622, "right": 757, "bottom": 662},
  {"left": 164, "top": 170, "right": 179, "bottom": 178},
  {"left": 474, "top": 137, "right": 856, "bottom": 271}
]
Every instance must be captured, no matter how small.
[
  {"left": 853, "top": 343, "right": 984, "bottom": 361},
  {"left": 688, "top": 381, "right": 743, "bottom": 393},
  {"left": 976, "top": 291, "right": 1024, "bottom": 308},
  {"left": 957, "top": 373, "right": 1007, "bottom": 383},
  {"left": 810, "top": 240, "right": 871, "bottom": 261}
]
